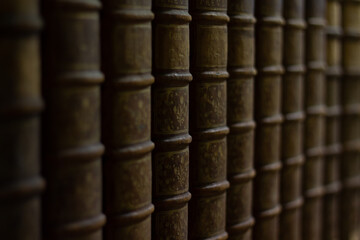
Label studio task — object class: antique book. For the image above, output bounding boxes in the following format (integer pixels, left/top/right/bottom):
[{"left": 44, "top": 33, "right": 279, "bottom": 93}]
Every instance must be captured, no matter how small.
[
  {"left": 280, "top": 0, "right": 305, "bottom": 240},
  {"left": 41, "top": 0, "right": 106, "bottom": 239},
  {"left": 101, "top": 0, "right": 154, "bottom": 239},
  {"left": 151, "top": 0, "right": 192, "bottom": 239},
  {"left": 341, "top": 0, "right": 360, "bottom": 239},
  {"left": 0, "top": 0, "right": 44, "bottom": 239},
  {"left": 303, "top": 0, "right": 327, "bottom": 239},
  {"left": 324, "top": 0, "right": 342, "bottom": 239},
  {"left": 226, "top": 1, "right": 256, "bottom": 239},
  {"left": 253, "top": 1, "right": 284, "bottom": 239},
  {"left": 189, "top": 0, "right": 230, "bottom": 239}
]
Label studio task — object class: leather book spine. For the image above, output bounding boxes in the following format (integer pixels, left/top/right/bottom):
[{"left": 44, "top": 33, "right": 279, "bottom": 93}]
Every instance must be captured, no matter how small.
[
  {"left": 280, "top": 1, "right": 306, "bottom": 240},
  {"left": 101, "top": 0, "right": 154, "bottom": 239},
  {"left": 226, "top": 1, "right": 256, "bottom": 239},
  {"left": 0, "top": 1, "right": 45, "bottom": 239},
  {"left": 253, "top": 1, "right": 284, "bottom": 240},
  {"left": 189, "top": 1, "right": 230, "bottom": 239},
  {"left": 41, "top": 0, "right": 106, "bottom": 239},
  {"left": 151, "top": 0, "right": 192, "bottom": 239},
  {"left": 341, "top": 0, "right": 360, "bottom": 239},
  {"left": 324, "top": 0, "right": 342, "bottom": 239},
  {"left": 303, "top": 1, "right": 327, "bottom": 239}
]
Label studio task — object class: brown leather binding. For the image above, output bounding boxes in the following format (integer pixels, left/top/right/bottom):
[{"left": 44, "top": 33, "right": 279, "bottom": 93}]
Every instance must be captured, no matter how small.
[
  {"left": 227, "top": 1, "right": 256, "bottom": 239},
  {"left": 303, "top": 0, "right": 327, "bottom": 239},
  {"left": 42, "top": 0, "right": 105, "bottom": 238},
  {"left": 189, "top": 0, "right": 230, "bottom": 239},
  {"left": 152, "top": 0, "right": 192, "bottom": 239},
  {"left": 324, "top": 0, "right": 343, "bottom": 239},
  {"left": 0, "top": 0, "right": 44, "bottom": 239},
  {"left": 280, "top": 1, "right": 306, "bottom": 240},
  {"left": 101, "top": 0, "right": 155, "bottom": 239},
  {"left": 341, "top": 0, "right": 360, "bottom": 239},
  {"left": 253, "top": 1, "right": 284, "bottom": 240}
]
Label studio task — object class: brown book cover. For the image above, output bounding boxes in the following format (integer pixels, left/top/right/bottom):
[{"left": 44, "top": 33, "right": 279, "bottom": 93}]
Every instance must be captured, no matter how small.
[
  {"left": 253, "top": 1, "right": 284, "bottom": 239},
  {"left": 324, "top": 0, "right": 343, "bottom": 239},
  {"left": 41, "top": 0, "right": 106, "bottom": 239},
  {"left": 280, "top": 0, "right": 306, "bottom": 240},
  {"left": 341, "top": 0, "right": 360, "bottom": 239},
  {"left": 189, "top": 0, "right": 230, "bottom": 239},
  {"left": 226, "top": 1, "right": 256, "bottom": 239},
  {"left": 0, "top": 0, "right": 45, "bottom": 239},
  {"left": 303, "top": 0, "right": 327, "bottom": 239},
  {"left": 151, "top": 0, "right": 192, "bottom": 239},
  {"left": 101, "top": 0, "right": 155, "bottom": 239}
]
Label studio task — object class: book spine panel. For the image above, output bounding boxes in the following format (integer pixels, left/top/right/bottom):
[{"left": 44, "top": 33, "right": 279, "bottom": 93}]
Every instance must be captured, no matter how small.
[
  {"left": 341, "top": 0, "right": 360, "bottom": 239},
  {"left": 303, "top": 1, "right": 327, "bottom": 239},
  {"left": 226, "top": 1, "right": 256, "bottom": 239},
  {"left": 41, "top": 0, "right": 105, "bottom": 239},
  {"left": 253, "top": 1, "right": 284, "bottom": 240},
  {"left": 0, "top": 0, "right": 44, "bottom": 239},
  {"left": 280, "top": 1, "right": 305, "bottom": 240},
  {"left": 152, "top": 0, "right": 192, "bottom": 239},
  {"left": 324, "top": 0, "right": 342, "bottom": 239},
  {"left": 101, "top": 1, "right": 154, "bottom": 239},
  {"left": 189, "top": 1, "right": 230, "bottom": 239}
]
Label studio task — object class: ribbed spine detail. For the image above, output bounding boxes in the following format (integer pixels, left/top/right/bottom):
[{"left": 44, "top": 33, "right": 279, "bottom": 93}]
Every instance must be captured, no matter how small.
[
  {"left": 0, "top": 1, "right": 44, "bottom": 239},
  {"left": 302, "top": 1, "right": 327, "bottom": 239},
  {"left": 280, "top": 1, "right": 305, "bottom": 240},
  {"left": 101, "top": 0, "right": 154, "bottom": 239},
  {"left": 189, "top": 1, "right": 229, "bottom": 239},
  {"left": 227, "top": 1, "right": 256, "bottom": 239},
  {"left": 323, "top": 0, "right": 342, "bottom": 239},
  {"left": 253, "top": 1, "right": 284, "bottom": 239},
  {"left": 42, "top": 0, "right": 105, "bottom": 238},
  {"left": 152, "top": 1, "right": 192, "bottom": 239}
]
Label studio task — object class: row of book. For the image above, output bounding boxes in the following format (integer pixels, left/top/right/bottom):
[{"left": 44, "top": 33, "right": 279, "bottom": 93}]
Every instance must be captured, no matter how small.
[{"left": 1, "top": 0, "right": 360, "bottom": 239}]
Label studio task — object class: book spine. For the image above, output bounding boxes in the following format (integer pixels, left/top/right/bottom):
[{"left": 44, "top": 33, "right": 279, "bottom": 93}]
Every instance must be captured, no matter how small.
[
  {"left": 101, "top": 0, "right": 154, "bottom": 239},
  {"left": 303, "top": 0, "right": 327, "bottom": 239},
  {"left": 189, "top": 0, "right": 229, "bottom": 239},
  {"left": 0, "top": 0, "right": 45, "bottom": 239},
  {"left": 324, "top": 0, "right": 342, "bottom": 239},
  {"left": 341, "top": 0, "right": 360, "bottom": 239},
  {"left": 151, "top": 0, "right": 192, "bottom": 239},
  {"left": 41, "top": 0, "right": 105, "bottom": 239},
  {"left": 226, "top": 1, "right": 256, "bottom": 239},
  {"left": 253, "top": 1, "right": 284, "bottom": 240},
  {"left": 280, "top": 1, "right": 306, "bottom": 240}
]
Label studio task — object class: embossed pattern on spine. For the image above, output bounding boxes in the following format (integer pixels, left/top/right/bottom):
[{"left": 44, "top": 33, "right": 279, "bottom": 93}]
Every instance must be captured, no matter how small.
[
  {"left": 253, "top": 1, "right": 284, "bottom": 239},
  {"left": 341, "top": 0, "right": 360, "bottom": 239},
  {"left": 303, "top": 1, "right": 327, "bottom": 239},
  {"left": 152, "top": 0, "right": 192, "bottom": 239},
  {"left": 280, "top": 1, "right": 306, "bottom": 240},
  {"left": 41, "top": 0, "right": 105, "bottom": 239},
  {"left": 226, "top": 1, "right": 256, "bottom": 239},
  {"left": 324, "top": 0, "right": 342, "bottom": 239},
  {"left": 189, "top": 0, "right": 230, "bottom": 239},
  {"left": 101, "top": 0, "right": 154, "bottom": 239},
  {"left": 0, "top": 0, "right": 44, "bottom": 239}
]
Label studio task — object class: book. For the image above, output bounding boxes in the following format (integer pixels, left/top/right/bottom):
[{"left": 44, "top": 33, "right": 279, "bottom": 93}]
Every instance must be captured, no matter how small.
[
  {"left": 280, "top": 0, "right": 306, "bottom": 239},
  {"left": 324, "top": 0, "right": 342, "bottom": 239},
  {"left": 0, "top": 0, "right": 45, "bottom": 239},
  {"left": 41, "top": 0, "right": 105, "bottom": 238},
  {"left": 151, "top": 0, "right": 192, "bottom": 239},
  {"left": 253, "top": 1, "right": 284, "bottom": 239},
  {"left": 188, "top": 0, "right": 230, "bottom": 239},
  {"left": 101, "top": 0, "right": 155, "bottom": 239},
  {"left": 341, "top": 0, "right": 360, "bottom": 239},
  {"left": 226, "top": 1, "right": 256, "bottom": 239},
  {"left": 303, "top": 0, "right": 327, "bottom": 239}
]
